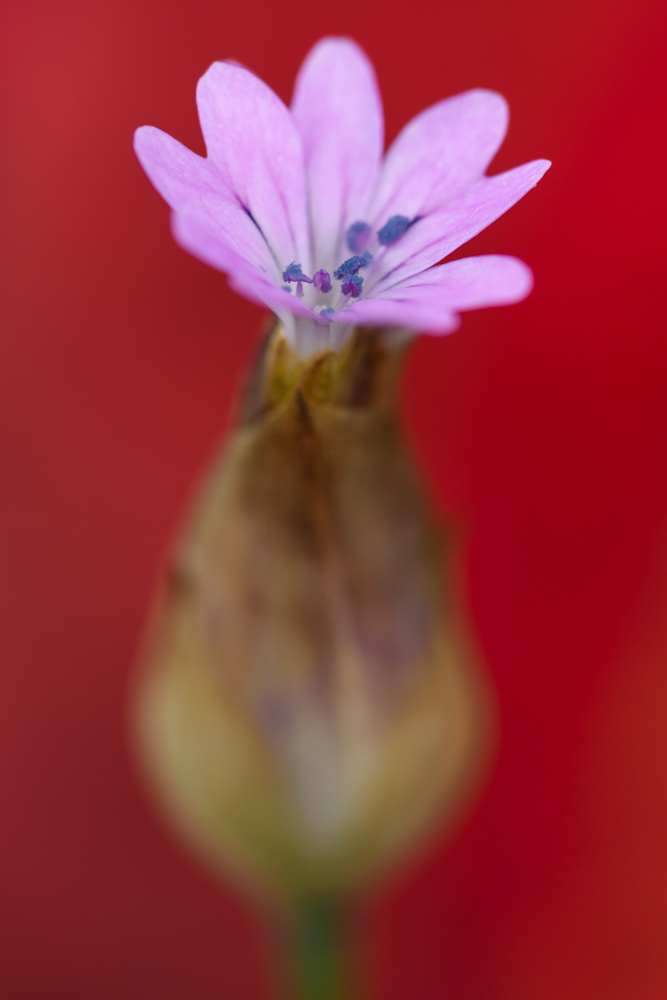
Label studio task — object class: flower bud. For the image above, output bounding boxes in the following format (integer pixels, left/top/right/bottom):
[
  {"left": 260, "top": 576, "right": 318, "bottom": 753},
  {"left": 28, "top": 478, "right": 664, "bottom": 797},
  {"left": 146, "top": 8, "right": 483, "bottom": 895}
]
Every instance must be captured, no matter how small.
[{"left": 134, "top": 327, "right": 491, "bottom": 900}]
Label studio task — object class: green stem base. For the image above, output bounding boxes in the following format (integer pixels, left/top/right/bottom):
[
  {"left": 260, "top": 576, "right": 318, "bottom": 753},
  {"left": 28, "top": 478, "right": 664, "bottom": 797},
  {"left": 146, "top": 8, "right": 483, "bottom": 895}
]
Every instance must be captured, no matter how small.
[{"left": 275, "top": 899, "right": 360, "bottom": 1000}]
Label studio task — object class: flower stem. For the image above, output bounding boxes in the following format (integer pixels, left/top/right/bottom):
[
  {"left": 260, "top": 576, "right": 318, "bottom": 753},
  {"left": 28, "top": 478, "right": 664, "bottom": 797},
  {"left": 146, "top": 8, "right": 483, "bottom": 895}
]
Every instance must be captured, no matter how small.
[{"left": 278, "top": 899, "right": 359, "bottom": 1000}]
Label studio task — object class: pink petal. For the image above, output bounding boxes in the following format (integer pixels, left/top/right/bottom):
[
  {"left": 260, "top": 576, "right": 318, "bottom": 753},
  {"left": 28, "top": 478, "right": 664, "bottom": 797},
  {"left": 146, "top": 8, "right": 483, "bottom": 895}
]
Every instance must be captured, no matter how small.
[
  {"left": 340, "top": 296, "right": 461, "bottom": 333},
  {"left": 133, "top": 125, "right": 274, "bottom": 272},
  {"left": 344, "top": 254, "right": 533, "bottom": 333},
  {"left": 291, "top": 38, "right": 383, "bottom": 272},
  {"left": 381, "top": 254, "right": 534, "bottom": 308},
  {"left": 172, "top": 211, "right": 314, "bottom": 319},
  {"left": 370, "top": 159, "right": 551, "bottom": 291},
  {"left": 370, "top": 90, "right": 509, "bottom": 226},
  {"left": 197, "top": 61, "right": 310, "bottom": 270}
]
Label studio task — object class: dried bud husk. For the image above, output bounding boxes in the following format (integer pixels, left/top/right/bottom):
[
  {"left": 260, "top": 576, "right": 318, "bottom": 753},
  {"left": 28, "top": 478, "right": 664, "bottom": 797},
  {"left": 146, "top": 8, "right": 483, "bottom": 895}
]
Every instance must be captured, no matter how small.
[{"left": 134, "top": 326, "right": 491, "bottom": 900}]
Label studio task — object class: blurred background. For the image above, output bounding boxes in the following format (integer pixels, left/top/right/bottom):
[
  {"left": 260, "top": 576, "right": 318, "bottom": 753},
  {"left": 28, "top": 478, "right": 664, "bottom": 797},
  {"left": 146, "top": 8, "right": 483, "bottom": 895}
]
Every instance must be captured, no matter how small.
[{"left": 2, "top": 0, "right": 667, "bottom": 996}]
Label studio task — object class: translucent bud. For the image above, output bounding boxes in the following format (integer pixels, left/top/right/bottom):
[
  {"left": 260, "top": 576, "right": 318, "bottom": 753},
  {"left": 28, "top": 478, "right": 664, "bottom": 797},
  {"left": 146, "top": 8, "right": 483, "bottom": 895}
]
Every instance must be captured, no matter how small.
[{"left": 133, "top": 327, "right": 492, "bottom": 900}]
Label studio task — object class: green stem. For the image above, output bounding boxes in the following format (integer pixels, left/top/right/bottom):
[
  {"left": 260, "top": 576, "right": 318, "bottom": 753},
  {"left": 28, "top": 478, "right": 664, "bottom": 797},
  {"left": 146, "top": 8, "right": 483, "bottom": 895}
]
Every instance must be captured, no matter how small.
[{"left": 278, "top": 899, "right": 359, "bottom": 1000}]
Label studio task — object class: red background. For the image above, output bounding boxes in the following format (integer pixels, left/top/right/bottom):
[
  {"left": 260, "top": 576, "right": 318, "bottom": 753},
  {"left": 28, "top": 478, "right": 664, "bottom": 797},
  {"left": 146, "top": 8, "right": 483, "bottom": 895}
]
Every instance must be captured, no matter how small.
[{"left": 2, "top": 0, "right": 667, "bottom": 996}]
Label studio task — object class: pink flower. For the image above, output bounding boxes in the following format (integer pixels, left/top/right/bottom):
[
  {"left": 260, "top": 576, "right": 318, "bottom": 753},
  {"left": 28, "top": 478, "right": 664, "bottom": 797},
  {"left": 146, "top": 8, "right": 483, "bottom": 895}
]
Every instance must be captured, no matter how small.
[{"left": 134, "top": 38, "right": 550, "bottom": 355}]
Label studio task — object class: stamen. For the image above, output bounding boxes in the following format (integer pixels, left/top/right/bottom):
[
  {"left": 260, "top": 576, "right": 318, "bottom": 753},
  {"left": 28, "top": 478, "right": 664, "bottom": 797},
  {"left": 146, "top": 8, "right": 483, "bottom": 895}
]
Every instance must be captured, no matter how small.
[
  {"left": 333, "top": 256, "right": 366, "bottom": 280},
  {"left": 346, "top": 221, "right": 371, "bottom": 253},
  {"left": 319, "top": 307, "right": 336, "bottom": 323},
  {"left": 361, "top": 250, "right": 373, "bottom": 265},
  {"left": 377, "top": 215, "right": 412, "bottom": 245},
  {"left": 312, "top": 269, "right": 332, "bottom": 293},
  {"left": 281, "top": 284, "right": 293, "bottom": 293},
  {"left": 282, "top": 262, "right": 313, "bottom": 284},
  {"left": 341, "top": 274, "right": 363, "bottom": 297}
]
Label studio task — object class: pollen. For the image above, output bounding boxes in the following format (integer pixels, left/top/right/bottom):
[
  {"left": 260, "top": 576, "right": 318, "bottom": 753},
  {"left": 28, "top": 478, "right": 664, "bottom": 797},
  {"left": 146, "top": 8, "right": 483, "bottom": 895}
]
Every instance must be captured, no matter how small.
[
  {"left": 282, "top": 262, "right": 313, "bottom": 284},
  {"left": 346, "top": 221, "right": 371, "bottom": 253},
  {"left": 377, "top": 215, "right": 412, "bottom": 245},
  {"left": 333, "top": 256, "right": 367, "bottom": 280}
]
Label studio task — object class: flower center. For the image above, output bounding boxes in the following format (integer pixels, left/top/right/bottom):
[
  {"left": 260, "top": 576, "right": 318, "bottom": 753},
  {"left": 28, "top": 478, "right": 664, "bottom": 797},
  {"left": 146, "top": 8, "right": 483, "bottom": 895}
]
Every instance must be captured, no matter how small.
[{"left": 281, "top": 215, "right": 418, "bottom": 318}]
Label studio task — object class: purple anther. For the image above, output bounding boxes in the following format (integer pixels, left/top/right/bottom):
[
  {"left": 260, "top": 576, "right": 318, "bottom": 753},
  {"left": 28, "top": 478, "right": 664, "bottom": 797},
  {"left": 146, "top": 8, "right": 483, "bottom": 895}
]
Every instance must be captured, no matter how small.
[
  {"left": 346, "top": 221, "right": 371, "bottom": 253},
  {"left": 319, "top": 307, "right": 336, "bottom": 323},
  {"left": 281, "top": 284, "right": 293, "bottom": 293},
  {"left": 333, "top": 256, "right": 366, "bottom": 280},
  {"left": 377, "top": 215, "right": 412, "bottom": 245},
  {"left": 282, "top": 261, "right": 313, "bottom": 283},
  {"left": 341, "top": 274, "right": 363, "bottom": 297},
  {"left": 312, "top": 269, "right": 332, "bottom": 293}
]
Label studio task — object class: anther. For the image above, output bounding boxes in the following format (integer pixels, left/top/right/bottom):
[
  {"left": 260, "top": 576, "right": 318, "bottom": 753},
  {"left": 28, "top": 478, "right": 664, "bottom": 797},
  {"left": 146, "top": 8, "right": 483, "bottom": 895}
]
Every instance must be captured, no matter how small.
[
  {"left": 341, "top": 274, "right": 363, "bottom": 297},
  {"left": 313, "top": 269, "right": 332, "bottom": 293},
  {"left": 334, "top": 256, "right": 366, "bottom": 280},
  {"left": 377, "top": 215, "right": 412, "bottom": 245},
  {"left": 319, "top": 307, "right": 336, "bottom": 323},
  {"left": 346, "top": 221, "right": 371, "bottom": 253},
  {"left": 282, "top": 262, "right": 313, "bottom": 284}
]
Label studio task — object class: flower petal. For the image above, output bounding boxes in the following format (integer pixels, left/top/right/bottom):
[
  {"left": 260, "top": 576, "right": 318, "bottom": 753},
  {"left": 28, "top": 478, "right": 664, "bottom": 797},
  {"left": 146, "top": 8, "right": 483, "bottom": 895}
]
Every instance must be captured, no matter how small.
[
  {"left": 291, "top": 37, "right": 383, "bottom": 271},
  {"left": 172, "top": 210, "right": 314, "bottom": 320},
  {"left": 370, "top": 90, "right": 509, "bottom": 225},
  {"left": 381, "top": 254, "right": 534, "bottom": 309},
  {"left": 197, "top": 61, "right": 310, "bottom": 269},
  {"left": 340, "top": 296, "right": 460, "bottom": 333},
  {"left": 133, "top": 125, "right": 274, "bottom": 272},
  {"left": 370, "top": 159, "right": 551, "bottom": 291},
  {"left": 344, "top": 254, "right": 533, "bottom": 333}
]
